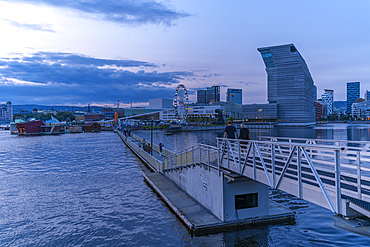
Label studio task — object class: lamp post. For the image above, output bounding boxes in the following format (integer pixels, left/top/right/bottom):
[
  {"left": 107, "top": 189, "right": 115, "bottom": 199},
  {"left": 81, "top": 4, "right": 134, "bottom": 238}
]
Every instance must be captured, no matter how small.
[{"left": 150, "top": 118, "right": 153, "bottom": 155}]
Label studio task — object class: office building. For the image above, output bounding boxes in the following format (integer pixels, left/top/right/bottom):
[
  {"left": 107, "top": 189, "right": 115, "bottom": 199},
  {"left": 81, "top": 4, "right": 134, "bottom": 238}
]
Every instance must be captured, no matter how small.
[
  {"left": 210, "top": 101, "right": 242, "bottom": 119},
  {"left": 242, "top": 103, "right": 277, "bottom": 122},
  {"left": 149, "top": 98, "right": 173, "bottom": 109},
  {"left": 364, "top": 90, "right": 370, "bottom": 101},
  {"left": 314, "top": 101, "right": 323, "bottom": 120},
  {"left": 347, "top": 82, "right": 360, "bottom": 115},
  {"left": 0, "top": 101, "right": 13, "bottom": 121},
  {"left": 196, "top": 90, "right": 207, "bottom": 104},
  {"left": 322, "top": 89, "right": 334, "bottom": 115},
  {"left": 226, "top": 88, "right": 242, "bottom": 105},
  {"left": 258, "top": 44, "right": 315, "bottom": 125},
  {"left": 314, "top": 85, "right": 317, "bottom": 101},
  {"left": 206, "top": 85, "right": 220, "bottom": 103}
]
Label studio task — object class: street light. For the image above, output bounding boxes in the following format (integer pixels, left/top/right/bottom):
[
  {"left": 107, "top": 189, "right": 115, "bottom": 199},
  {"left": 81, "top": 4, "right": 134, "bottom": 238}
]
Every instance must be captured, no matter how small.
[{"left": 150, "top": 118, "right": 153, "bottom": 155}]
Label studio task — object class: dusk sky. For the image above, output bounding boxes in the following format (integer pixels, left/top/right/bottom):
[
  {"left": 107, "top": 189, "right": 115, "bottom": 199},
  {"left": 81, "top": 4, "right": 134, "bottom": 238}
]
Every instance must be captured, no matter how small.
[{"left": 1, "top": 0, "right": 370, "bottom": 107}]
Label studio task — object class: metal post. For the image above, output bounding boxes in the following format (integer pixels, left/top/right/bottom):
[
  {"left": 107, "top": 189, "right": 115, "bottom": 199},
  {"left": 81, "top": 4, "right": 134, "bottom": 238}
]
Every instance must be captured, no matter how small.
[
  {"left": 297, "top": 147, "right": 302, "bottom": 198},
  {"left": 227, "top": 140, "right": 230, "bottom": 169},
  {"left": 272, "top": 144, "right": 276, "bottom": 188},
  {"left": 253, "top": 142, "right": 256, "bottom": 180},
  {"left": 335, "top": 149, "right": 341, "bottom": 215},
  {"left": 207, "top": 146, "right": 210, "bottom": 164},
  {"left": 150, "top": 119, "right": 153, "bottom": 155},
  {"left": 217, "top": 140, "right": 221, "bottom": 176},
  {"left": 200, "top": 144, "right": 202, "bottom": 164},
  {"left": 357, "top": 151, "right": 362, "bottom": 200},
  {"left": 238, "top": 140, "right": 241, "bottom": 172}
]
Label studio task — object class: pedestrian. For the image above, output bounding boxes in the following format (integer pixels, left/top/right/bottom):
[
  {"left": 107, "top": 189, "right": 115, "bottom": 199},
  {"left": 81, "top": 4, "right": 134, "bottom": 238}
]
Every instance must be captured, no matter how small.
[
  {"left": 147, "top": 144, "right": 151, "bottom": 154},
  {"left": 141, "top": 138, "right": 146, "bottom": 150},
  {"left": 159, "top": 143, "right": 164, "bottom": 156},
  {"left": 224, "top": 120, "right": 238, "bottom": 139},
  {"left": 239, "top": 123, "right": 250, "bottom": 151}
]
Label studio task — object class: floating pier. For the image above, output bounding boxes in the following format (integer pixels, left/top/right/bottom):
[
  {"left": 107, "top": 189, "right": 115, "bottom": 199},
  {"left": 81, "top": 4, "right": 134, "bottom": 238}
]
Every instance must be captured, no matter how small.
[{"left": 117, "top": 130, "right": 295, "bottom": 235}]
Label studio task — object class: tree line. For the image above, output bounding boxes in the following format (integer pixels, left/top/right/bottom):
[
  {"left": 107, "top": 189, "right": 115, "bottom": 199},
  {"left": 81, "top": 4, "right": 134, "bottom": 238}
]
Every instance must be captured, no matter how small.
[{"left": 13, "top": 111, "right": 76, "bottom": 122}]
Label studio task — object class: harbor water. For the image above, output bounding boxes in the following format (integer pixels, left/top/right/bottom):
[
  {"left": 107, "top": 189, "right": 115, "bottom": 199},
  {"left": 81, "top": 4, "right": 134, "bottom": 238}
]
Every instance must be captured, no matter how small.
[{"left": 0, "top": 124, "right": 370, "bottom": 246}]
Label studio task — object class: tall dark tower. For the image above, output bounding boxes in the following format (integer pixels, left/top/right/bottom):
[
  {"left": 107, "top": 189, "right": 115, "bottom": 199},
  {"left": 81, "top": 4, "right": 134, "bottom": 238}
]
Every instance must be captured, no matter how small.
[{"left": 258, "top": 44, "right": 315, "bottom": 125}]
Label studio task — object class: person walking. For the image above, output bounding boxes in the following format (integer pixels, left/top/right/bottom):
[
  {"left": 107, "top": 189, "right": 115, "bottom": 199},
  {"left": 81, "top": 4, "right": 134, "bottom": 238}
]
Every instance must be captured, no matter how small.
[
  {"left": 239, "top": 123, "right": 250, "bottom": 151},
  {"left": 159, "top": 143, "right": 164, "bottom": 156},
  {"left": 224, "top": 120, "right": 238, "bottom": 139}
]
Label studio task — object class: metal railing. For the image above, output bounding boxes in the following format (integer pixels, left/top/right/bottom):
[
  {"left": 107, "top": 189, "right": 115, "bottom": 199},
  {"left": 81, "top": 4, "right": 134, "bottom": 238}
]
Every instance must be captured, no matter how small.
[
  {"left": 130, "top": 133, "right": 175, "bottom": 157},
  {"left": 164, "top": 143, "right": 219, "bottom": 171},
  {"left": 118, "top": 131, "right": 164, "bottom": 172},
  {"left": 216, "top": 137, "right": 370, "bottom": 216}
]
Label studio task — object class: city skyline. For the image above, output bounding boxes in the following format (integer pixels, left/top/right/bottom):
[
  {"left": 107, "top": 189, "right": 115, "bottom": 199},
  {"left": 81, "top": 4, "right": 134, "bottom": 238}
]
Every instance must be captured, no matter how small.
[{"left": 1, "top": 1, "right": 370, "bottom": 106}]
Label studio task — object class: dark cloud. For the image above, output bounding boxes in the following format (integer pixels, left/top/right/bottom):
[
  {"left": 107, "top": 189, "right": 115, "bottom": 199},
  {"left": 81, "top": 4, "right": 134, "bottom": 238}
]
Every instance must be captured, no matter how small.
[
  {"left": 2, "top": 19, "right": 55, "bottom": 32},
  {"left": 0, "top": 52, "right": 196, "bottom": 105},
  {"left": 6, "top": 0, "right": 191, "bottom": 26}
]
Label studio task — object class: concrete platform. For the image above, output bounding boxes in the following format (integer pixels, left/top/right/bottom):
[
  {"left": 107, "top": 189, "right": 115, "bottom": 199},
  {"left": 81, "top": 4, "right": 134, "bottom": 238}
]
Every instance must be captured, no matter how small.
[{"left": 144, "top": 173, "right": 295, "bottom": 236}]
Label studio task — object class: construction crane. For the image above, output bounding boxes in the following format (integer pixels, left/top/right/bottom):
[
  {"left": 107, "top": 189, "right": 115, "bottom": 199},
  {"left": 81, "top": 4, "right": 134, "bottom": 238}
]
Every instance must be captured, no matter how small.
[{"left": 230, "top": 93, "right": 235, "bottom": 104}]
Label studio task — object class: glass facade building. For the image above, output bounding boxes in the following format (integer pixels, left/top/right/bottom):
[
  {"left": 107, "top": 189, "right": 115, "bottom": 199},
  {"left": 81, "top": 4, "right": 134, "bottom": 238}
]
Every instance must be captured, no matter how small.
[
  {"left": 365, "top": 90, "right": 370, "bottom": 101},
  {"left": 196, "top": 90, "right": 207, "bottom": 104},
  {"left": 226, "top": 88, "right": 242, "bottom": 105},
  {"left": 346, "top": 82, "right": 360, "bottom": 115},
  {"left": 242, "top": 103, "right": 277, "bottom": 122},
  {"left": 258, "top": 44, "right": 315, "bottom": 125},
  {"left": 206, "top": 85, "right": 220, "bottom": 103},
  {"left": 322, "top": 89, "right": 334, "bottom": 115}
]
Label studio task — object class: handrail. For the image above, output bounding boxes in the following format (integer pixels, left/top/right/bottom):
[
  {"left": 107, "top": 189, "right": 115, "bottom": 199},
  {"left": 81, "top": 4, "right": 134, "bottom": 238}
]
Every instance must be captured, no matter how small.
[
  {"left": 215, "top": 137, "right": 370, "bottom": 216},
  {"left": 259, "top": 136, "right": 370, "bottom": 145}
]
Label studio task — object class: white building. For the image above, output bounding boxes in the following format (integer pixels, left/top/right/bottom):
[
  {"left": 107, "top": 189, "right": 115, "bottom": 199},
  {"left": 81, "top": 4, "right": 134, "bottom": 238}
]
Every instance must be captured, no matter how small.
[
  {"left": 0, "top": 101, "right": 13, "bottom": 121},
  {"left": 352, "top": 100, "right": 370, "bottom": 119},
  {"left": 149, "top": 98, "right": 173, "bottom": 109},
  {"left": 160, "top": 105, "right": 222, "bottom": 121}
]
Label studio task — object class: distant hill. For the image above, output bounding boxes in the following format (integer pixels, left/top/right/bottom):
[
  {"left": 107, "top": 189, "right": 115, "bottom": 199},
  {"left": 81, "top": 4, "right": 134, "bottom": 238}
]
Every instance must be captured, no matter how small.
[
  {"left": 13, "top": 105, "right": 102, "bottom": 112},
  {"left": 334, "top": 101, "right": 346, "bottom": 110}
]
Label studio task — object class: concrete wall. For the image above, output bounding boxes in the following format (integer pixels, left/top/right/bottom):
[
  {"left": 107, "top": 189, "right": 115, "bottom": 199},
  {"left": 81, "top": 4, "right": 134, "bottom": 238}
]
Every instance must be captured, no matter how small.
[
  {"left": 165, "top": 164, "right": 270, "bottom": 222},
  {"left": 223, "top": 178, "right": 269, "bottom": 221},
  {"left": 165, "top": 164, "right": 225, "bottom": 221}
]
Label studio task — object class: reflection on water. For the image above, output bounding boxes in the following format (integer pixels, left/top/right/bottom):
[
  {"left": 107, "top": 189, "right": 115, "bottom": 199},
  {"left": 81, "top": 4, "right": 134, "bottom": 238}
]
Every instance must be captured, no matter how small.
[{"left": 1, "top": 125, "right": 370, "bottom": 246}]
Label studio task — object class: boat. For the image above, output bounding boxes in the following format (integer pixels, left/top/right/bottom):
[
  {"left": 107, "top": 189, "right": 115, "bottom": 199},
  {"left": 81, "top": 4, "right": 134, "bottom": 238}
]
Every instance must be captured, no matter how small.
[{"left": 164, "top": 131, "right": 173, "bottom": 135}]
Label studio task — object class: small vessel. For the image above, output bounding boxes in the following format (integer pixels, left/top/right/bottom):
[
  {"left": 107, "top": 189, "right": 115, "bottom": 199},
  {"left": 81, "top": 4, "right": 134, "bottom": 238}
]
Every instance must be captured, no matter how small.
[
  {"left": 166, "top": 123, "right": 182, "bottom": 132},
  {"left": 165, "top": 132, "right": 173, "bottom": 135}
]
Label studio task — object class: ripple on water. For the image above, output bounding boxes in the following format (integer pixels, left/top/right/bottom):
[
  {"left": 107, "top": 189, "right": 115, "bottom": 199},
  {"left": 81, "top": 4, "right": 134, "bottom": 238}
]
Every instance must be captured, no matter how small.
[{"left": 1, "top": 130, "right": 370, "bottom": 246}]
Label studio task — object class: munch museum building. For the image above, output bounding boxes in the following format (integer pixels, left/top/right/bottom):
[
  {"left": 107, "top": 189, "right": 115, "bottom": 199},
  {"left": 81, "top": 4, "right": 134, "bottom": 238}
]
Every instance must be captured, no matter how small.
[{"left": 257, "top": 44, "right": 316, "bottom": 125}]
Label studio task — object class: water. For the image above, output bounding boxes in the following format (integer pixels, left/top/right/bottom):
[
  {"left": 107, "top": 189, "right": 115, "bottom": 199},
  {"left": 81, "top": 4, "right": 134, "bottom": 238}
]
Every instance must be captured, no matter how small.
[{"left": 0, "top": 125, "right": 370, "bottom": 246}]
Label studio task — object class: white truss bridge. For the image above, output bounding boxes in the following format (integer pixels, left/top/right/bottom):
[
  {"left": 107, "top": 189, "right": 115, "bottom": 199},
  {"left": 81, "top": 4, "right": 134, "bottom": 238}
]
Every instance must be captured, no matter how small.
[{"left": 164, "top": 136, "right": 370, "bottom": 218}]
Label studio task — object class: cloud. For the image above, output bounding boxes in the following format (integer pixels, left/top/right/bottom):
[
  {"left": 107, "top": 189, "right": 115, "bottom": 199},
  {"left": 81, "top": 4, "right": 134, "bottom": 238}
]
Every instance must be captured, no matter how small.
[
  {"left": 237, "top": 81, "right": 259, "bottom": 86},
  {"left": 2, "top": 19, "right": 55, "bottom": 32},
  {"left": 0, "top": 52, "right": 196, "bottom": 105},
  {"left": 6, "top": 0, "right": 191, "bottom": 26}
]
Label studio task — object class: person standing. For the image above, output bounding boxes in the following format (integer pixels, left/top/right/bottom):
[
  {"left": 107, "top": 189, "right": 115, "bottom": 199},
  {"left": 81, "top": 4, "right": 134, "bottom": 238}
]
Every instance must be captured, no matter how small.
[
  {"left": 239, "top": 123, "right": 250, "bottom": 151},
  {"left": 141, "top": 138, "right": 146, "bottom": 150},
  {"left": 224, "top": 120, "right": 238, "bottom": 139},
  {"left": 159, "top": 143, "right": 164, "bottom": 156}
]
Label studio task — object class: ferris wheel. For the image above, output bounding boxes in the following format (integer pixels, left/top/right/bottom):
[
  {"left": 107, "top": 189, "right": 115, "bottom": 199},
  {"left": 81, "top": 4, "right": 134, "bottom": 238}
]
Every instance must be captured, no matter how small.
[{"left": 174, "top": 84, "right": 188, "bottom": 120}]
